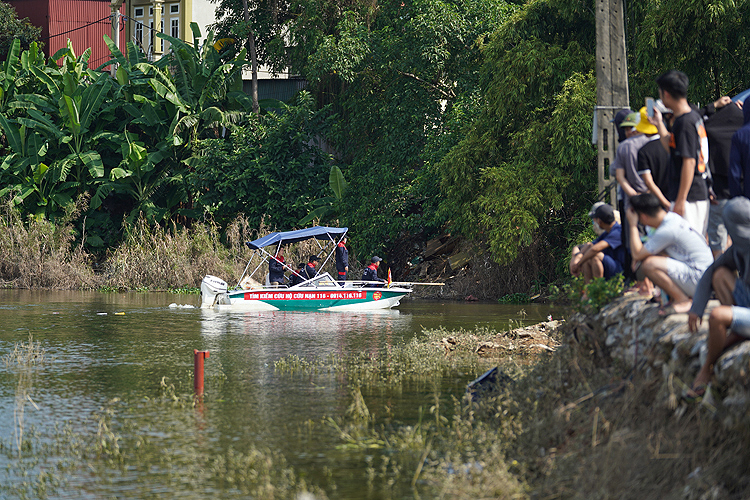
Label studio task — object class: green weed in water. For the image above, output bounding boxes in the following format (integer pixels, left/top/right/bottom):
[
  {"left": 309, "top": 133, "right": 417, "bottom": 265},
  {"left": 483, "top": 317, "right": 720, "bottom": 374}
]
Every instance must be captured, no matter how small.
[{"left": 498, "top": 292, "right": 531, "bottom": 304}]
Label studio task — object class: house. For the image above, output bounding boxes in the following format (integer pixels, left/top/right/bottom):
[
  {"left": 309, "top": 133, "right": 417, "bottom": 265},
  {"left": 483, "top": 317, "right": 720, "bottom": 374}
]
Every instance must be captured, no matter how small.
[
  {"left": 8, "top": 0, "right": 304, "bottom": 102},
  {"left": 7, "top": 0, "right": 121, "bottom": 69}
]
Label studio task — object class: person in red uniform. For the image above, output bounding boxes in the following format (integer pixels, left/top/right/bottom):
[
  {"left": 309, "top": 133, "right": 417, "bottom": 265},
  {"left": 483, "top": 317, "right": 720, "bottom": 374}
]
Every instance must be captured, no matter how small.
[
  {"left": 335, "top": 237, "right": 349, "bottom": 284},
  {"left": 362, "top": 256, "right": 385, "bottom": 287}
]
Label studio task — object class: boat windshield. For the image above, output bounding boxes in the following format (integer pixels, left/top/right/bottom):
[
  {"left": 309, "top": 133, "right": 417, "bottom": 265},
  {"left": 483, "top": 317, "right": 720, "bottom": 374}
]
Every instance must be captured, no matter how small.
[{"left": 295, "top": 273, "right": 340, "bottom": 288}]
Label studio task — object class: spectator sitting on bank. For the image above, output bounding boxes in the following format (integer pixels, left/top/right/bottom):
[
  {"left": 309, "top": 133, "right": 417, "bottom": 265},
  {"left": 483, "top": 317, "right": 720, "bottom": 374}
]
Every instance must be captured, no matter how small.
[
  {"left": 626, "top": 193, "right": 713, "bottom": 315},
  {"left": 362, "top": 256, "right": 386, "bottom": 287},
  {"left": 686, "top": 196, "right": 750, "bottom": 401},
  {"left": 729, "top": 96, "right": 750, "bottom": 200},
  {"left": 701, "top": 96, "right": 744, "bottom": 258},
  {"left": 569, "top": 203, "right": 626, "bottom": 284}
]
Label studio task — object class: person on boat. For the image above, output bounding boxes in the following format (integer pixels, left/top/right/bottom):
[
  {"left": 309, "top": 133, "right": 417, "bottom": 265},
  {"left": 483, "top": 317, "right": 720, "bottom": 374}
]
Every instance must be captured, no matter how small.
[
  {"left": 569, "top": 203, "right": 626, "bottom": 284},
  {"left": 301, "top": 255, "right": 319, "bottom": 281},
  {"left": 289, "top": 263, "right": 306, "bottom": 286},
  {"left": 362, "top": 256, "right": 386, "bottom": 287},
  {"left": 336, "top": 237, "right": 349, "bottom": 284},
  {"left": 626, "top": 192, "right": 713, "bottom": 315},
  {"left": 269, "top": 251, "right": 285, "bottom": 286},
  {"left": 685, "top": 197, "right": 750, "bottom": 401}
]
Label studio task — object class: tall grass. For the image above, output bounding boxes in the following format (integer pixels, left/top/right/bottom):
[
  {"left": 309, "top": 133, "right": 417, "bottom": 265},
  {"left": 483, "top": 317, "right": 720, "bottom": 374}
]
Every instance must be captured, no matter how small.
[
  {"left": 0, "top": 198, "right": 97, "bottom": 289},
  {"left": 0, "top": 201, "right": 345, "bottom": 291}
]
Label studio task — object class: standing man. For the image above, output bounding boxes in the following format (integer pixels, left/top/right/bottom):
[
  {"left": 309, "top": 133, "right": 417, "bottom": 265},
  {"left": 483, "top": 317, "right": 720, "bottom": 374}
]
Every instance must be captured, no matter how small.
[
  {"left": 362, "top": 256, "right": 386, "bottom": 287},
  {"left": 729, "top": 97, "right": 750, "bottom": 200},
  {"left": 335, "top": 237, "right": 349, "bottom": 284},
  {"left": 650, "top": 70, "right": 710, "bottom": 236}
]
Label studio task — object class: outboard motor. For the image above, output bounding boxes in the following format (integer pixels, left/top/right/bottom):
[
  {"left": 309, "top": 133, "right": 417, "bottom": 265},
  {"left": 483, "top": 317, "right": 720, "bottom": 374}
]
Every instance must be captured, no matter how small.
[{"left": 201, "top": 275, "right": 228, "bottom": 308}]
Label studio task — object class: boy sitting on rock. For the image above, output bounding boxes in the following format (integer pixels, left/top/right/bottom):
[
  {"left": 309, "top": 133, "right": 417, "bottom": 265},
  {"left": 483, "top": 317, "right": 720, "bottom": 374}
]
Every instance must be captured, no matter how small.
[
  {"left": 686, "top": 197, "right": 750, "bottom": 400},
  {"left": 626, "top": 193, "right": 713, "bottom": 315},
  {"left": 569, "top": 203, "right": 626, "bottom": 284}
]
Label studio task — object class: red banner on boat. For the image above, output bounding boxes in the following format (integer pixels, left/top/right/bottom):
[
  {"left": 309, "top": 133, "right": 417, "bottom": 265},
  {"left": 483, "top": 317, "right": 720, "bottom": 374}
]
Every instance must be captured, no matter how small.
[{"left": 244, "top": 291, "right": 367, "bottom": 301}]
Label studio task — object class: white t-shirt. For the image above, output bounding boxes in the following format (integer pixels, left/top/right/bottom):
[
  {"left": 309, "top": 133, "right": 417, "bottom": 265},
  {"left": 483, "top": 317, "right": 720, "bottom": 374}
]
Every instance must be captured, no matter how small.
[{"left": 644, "top": 212, "right": 713, "bottom": 271}]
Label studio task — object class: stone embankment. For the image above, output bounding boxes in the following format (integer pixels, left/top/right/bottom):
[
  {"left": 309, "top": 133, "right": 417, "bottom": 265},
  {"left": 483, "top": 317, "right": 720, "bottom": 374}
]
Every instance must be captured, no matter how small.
[{"left": 565, "top": 293, "right": 750, "bottom": 423}]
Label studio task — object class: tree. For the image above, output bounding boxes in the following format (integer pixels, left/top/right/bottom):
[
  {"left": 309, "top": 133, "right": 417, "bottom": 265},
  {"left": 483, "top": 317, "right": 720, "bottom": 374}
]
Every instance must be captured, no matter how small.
[
  {"left": 627, "top": 0, "right": 750, "bottom": 104},
  {"left": 0, "top": 1, "right": 42, "bottom": 62}
]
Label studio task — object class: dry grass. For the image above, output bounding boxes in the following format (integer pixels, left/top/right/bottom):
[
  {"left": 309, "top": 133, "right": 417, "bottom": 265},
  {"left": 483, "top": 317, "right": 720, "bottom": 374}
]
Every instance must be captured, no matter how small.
[
  {"left": 0, "top": 198, "right": 347, "bottom": 291},
  {"left": 0, "top": 197, "right": 98, "bottom": 289},
  {"left": 275, "top": 323, "right": 750, "bottom": 499}
]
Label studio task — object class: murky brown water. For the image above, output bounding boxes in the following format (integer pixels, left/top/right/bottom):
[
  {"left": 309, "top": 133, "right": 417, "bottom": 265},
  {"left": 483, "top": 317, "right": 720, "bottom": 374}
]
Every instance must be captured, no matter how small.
[{"left": 0, "top": 290, "right": 562, "bottom": 499}]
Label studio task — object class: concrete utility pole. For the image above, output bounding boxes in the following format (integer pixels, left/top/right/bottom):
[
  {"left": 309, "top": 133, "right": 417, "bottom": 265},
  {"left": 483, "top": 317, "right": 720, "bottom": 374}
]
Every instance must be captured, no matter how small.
[
  {"left": 595, "top": 0, "right": 629, "bottom": 204},
  {"left": 110, "top": 0, "right": 123, "bottom": 77}
]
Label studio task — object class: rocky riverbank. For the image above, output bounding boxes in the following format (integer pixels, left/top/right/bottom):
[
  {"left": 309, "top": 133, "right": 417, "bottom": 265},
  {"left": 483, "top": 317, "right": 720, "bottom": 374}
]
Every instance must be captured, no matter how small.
[{"left": 566, "top": 292, "right": 750, "bottom": 424}]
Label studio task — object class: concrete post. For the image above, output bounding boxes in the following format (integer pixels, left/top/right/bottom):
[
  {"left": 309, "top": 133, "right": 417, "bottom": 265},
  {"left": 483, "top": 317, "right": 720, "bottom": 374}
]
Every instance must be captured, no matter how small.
[{"left": 595, "top": 0, "right": 629, "bottom": 204}]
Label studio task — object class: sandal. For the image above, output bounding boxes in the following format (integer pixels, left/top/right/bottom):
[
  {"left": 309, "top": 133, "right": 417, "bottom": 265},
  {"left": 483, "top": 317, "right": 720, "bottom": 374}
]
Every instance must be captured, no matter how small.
[{"left": 683, "top": 383, "right": 707, "bottom": 403}]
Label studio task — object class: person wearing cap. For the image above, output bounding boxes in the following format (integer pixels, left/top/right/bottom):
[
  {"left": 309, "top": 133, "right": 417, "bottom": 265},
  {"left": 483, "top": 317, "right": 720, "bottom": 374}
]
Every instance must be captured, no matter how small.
[
  {"left": 569, "top": 203, "right": 626, "bottom": 284},
  {"left": 626, "top": 193, "right": 713, "bottom": 315},
  {"left": 637, "top": 109, "right": 672, "bottom": 211},
  {"left": 649, "top": 70, "right": 710, "bottom": 236},
  {"left": 301, "top": 255, "right": 319, "bottom": 281},
  {"left": 362, "top": 256, "right": 386, "bottom": 287},
  {"left": 699, "top": 95, "right": 744, "bottom": 258},
  {"left": 685, "top": 197, "right": 750, "bottom": 400},
  {"left": 609, "top": 108, "right": 636, "bottom": 216},
  {"left": 614, "top": 110, "right": 653, "bottom": 209},
  {"left": 335, "top": 237, "right": 349, "bottom": 284}
]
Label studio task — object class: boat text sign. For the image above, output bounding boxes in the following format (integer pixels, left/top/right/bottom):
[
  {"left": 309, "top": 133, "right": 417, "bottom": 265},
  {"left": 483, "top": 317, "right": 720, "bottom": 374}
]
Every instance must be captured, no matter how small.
[{"left": 244, "top": 291, "right": 369, "bottom": 301}]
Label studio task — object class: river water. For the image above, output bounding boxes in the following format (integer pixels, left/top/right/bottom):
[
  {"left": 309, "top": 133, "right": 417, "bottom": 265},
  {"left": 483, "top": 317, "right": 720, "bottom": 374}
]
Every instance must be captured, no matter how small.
[{"left": 0, "top": 290, "right": 561, "bottom": 499}]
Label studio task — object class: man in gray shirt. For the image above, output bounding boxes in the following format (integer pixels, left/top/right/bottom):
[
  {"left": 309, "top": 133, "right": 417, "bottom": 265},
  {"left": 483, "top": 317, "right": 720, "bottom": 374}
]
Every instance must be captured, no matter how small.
[{"left": 626, "top": 193, "right": 713, "bottom": 315}]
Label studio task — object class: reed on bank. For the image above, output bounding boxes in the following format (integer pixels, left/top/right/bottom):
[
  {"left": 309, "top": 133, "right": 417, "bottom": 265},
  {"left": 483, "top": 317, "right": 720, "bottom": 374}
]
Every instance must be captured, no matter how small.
[{"left": 0, "top": 200, "right": 347, "bottom": 291}]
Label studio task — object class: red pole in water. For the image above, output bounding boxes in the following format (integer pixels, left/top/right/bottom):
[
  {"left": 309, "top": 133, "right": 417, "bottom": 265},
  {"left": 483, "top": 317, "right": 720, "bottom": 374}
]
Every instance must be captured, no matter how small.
[{"left": 194, "top": 349, "right": 210, "bottom": 395}]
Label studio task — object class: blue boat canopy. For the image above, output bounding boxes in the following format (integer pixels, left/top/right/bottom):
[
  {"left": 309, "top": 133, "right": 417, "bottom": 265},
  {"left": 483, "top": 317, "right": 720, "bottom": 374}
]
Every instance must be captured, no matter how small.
[{"left": 246, "top": 226, "right": 348, "bottom": 250}]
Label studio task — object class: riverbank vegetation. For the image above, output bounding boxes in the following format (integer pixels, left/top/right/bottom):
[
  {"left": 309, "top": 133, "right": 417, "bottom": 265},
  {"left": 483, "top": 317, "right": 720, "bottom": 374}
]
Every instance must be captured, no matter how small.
[{"left": 1, "top": 0, "right": 749, "bottom": 295}]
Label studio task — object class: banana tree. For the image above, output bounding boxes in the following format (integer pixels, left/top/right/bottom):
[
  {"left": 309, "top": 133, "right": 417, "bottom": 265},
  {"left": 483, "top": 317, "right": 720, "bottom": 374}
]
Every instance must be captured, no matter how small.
[
  {"left": 91, "top": 132, "right": 183, "bottom": 224},
  {"left": 18, "top": 41, "right": 115, "bottom": 193},
  {"left": 147, "top": 23, "right": 251, "bottom": 146},
  {"left": 0, "top": 115, "right": 76, "bottom": 215},
  {"left": 298, "top": 165, "right": 348, "bottom": 224}
]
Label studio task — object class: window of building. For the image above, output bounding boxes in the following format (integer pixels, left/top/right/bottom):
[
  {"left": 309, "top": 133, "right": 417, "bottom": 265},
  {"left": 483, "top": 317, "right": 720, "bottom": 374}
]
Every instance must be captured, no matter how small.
[
  {"left": 135, "top": 22, "right": 143, "bottom": 44},
  {"left": 134, "top": 7, "right": 144, "bottom": 17},
  {"left": 170, "top": 4, "right": 179, "bottom": 14},
  {"left": 171, "top": 18, "right": 179, "bottom": 39},
  {"left": 149, "top": 6, "right": 153, "bottom": 16}
]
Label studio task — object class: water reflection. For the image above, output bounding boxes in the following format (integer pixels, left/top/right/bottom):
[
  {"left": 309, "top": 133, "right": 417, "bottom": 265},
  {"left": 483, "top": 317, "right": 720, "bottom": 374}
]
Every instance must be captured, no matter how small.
[{"left": 0, "top": 290, "right": 562, "bottom": 499}]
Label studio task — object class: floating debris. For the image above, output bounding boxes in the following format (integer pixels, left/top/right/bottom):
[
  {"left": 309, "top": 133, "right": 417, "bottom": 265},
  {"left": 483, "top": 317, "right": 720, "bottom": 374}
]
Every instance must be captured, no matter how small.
[{"left": 168, "top": 303, "right": 196, "bottom": 309}]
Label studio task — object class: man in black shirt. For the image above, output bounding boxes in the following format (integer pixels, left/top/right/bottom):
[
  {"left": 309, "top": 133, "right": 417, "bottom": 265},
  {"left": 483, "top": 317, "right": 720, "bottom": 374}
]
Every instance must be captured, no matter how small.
[
  {"left": 650, "top": 70, "right": 710, "bottom": 236},
  {"left": 301, "top": 255, "right": 319, "bottom": 281}
]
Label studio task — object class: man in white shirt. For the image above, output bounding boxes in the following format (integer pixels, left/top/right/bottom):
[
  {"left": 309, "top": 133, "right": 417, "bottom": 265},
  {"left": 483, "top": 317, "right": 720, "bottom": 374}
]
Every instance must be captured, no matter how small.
[{"left": 626, "top": 193, "right": 713, "bottom": 314}]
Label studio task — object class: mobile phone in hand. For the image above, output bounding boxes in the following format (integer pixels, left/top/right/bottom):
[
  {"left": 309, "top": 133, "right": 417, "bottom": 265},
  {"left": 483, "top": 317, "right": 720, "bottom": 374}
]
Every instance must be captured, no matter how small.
[{"left": 646, "top": 98, "right": 655, "bottom": 117}]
